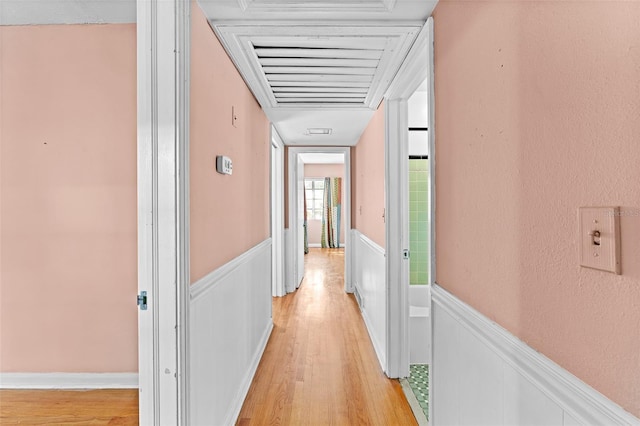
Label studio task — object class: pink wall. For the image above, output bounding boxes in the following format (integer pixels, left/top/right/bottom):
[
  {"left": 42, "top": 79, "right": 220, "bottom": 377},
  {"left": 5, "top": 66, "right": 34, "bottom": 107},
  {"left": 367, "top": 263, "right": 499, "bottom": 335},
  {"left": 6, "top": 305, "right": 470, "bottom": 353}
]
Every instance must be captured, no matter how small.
[
  {"left": 190, "top": 3, "right": 270, "bottom": 283},
  {"left": 352, "top": 103, "right": 385, "bottom": 248},
  {"left": 304, "top": 163, "right": 345, "bottom": 245},
  {"left": 433, "top": 0, "right": 640, "bottom": 416},
  {"left": 0, "top": 24, "right": 138, "bottom": 372}
]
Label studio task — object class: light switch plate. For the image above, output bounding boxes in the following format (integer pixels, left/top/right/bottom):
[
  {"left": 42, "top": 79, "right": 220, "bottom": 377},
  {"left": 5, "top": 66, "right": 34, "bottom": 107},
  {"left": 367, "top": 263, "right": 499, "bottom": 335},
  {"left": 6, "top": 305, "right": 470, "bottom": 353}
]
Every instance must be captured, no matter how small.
[{"left": 578, "top": 207, "right": 621, "bottom": 274}]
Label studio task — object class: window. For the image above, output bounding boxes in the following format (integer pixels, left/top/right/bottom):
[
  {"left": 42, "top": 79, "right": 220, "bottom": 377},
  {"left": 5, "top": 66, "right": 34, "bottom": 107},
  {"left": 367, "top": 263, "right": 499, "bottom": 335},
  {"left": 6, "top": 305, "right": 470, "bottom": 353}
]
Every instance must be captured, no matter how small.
[{"left": 305, "top": 178, "right": 324, "bottom": 220}]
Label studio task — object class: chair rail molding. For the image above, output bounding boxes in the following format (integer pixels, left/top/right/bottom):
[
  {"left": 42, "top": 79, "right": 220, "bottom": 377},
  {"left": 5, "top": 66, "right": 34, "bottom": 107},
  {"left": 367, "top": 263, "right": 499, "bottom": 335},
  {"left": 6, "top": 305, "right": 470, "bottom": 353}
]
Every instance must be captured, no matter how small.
[{"left": 432, "top": 284, "right": 640, "bottom": 426}]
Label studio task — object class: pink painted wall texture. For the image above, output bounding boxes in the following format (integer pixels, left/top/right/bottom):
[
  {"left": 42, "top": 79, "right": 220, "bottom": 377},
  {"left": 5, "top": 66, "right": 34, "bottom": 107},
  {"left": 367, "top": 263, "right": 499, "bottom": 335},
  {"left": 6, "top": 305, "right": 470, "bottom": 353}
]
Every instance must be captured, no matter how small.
[
  {"left": 304, "top": 163, "right": 345, "bottom": 245},
  {"left": 433, "top": 0, "right": 640, "bottom": 416},
  {"left": 352, "top": 103, "right": 385, "bottom": 249},
  {"left": 190, "top": 3, "right": 270, "bottom": 283},
  {"left": 0, "top": 24, "right": 138, "bottom": 372}
]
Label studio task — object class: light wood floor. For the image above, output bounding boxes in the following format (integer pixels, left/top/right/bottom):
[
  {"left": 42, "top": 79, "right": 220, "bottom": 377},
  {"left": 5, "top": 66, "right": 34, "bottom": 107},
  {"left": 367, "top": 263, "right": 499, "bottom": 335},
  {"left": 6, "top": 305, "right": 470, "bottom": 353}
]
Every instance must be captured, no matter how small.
[
  {"left": 0, "top": 249, "right": 416, "bottom": 426},
  {"left": 0, "top": 389, "right": 138, "bottom": 425},
  {"left": 237, "top": 248, "right": 417, "bottom": 426}
]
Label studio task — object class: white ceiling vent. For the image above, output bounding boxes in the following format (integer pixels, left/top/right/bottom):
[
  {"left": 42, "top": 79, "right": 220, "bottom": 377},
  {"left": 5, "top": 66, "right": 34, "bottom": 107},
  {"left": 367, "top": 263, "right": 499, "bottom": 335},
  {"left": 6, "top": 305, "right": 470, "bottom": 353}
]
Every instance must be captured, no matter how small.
[{"left": 213, "top": 24, "right": 421, "bottom": 110}]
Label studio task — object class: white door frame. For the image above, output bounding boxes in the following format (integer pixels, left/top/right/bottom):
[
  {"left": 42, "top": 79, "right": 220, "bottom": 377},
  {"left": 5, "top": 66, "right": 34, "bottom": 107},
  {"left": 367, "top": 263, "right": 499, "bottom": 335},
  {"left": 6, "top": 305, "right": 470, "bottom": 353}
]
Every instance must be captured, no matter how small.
[
  {"left": 287, "top": 146, "right": 353, "bottom": 293},
  {"left": 271, "top": 127, "right": 286, "bottom": 297},
  {"left": 137, "top": 0, "right": 190, "bottom": 424},
  {"left": 383, "top": 18, "right": 435, "bottom": 381}
]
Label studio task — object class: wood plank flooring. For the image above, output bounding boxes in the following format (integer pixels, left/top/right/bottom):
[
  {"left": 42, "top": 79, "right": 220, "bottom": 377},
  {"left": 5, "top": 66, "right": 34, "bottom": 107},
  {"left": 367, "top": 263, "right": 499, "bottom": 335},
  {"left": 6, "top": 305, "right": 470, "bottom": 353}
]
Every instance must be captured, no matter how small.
[
  {"left": 236, "top": 248, "right": 417, "bottom": 426},
  {"left": 0, "top": 389, "right": 138, "bottom": 425},
  {"left": 0, "top": 249, "right": 415, "bottom": 425}
]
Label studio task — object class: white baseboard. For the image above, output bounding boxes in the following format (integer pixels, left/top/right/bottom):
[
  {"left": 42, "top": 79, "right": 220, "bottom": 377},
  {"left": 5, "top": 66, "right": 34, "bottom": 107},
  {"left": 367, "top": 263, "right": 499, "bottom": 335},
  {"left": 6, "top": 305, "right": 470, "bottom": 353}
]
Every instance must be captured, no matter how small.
[
  {"left": 307, "top": 243, "right": 346, "bottom": 248},
  {"left": 432, "top": 284, "right": 640, "bottom": 425},
  {"left": 224, "top": 321, "right": 274, "bottom": 426},
  {"left": 0, "top": 373, "right": 138, "bottom": 389},
  {"left": 361, "top": 308, "right": 386, "bottom": 372}
]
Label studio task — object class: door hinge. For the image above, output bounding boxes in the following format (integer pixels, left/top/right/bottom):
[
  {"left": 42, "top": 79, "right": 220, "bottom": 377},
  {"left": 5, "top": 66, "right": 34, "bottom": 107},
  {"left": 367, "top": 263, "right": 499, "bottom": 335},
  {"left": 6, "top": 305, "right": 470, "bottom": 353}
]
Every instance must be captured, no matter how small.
[
  {"left": 137, "top": 291, "right": 147, "bottom": 310},
  {"left": 403, "top": 249, "right": 410, "bottom": 259}
]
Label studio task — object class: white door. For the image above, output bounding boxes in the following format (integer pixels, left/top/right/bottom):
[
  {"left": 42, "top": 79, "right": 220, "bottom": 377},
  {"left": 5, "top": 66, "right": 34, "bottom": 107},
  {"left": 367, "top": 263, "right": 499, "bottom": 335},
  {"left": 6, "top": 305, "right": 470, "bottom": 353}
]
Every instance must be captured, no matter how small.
[
  {"left": 296, "top": 155, "right": 305, "bottom": 288},
  {"left": 271, "top": 131, "right": 285, "bottom": 297}
]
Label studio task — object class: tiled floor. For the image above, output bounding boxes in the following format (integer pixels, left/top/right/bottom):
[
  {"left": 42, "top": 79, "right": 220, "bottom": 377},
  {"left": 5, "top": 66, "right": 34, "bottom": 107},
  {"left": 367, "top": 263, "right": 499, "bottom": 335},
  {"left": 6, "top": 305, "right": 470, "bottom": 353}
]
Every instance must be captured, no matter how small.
[{"left": 408, "top": 364, "right": 429, "bottom": 420}]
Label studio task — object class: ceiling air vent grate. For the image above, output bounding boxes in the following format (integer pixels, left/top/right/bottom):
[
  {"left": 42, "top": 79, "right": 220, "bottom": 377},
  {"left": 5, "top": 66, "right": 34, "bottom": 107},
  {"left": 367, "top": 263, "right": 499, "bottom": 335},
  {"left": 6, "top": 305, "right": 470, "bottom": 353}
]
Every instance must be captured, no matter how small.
[
  {"left": 213, "top": 25, "right": 421, "bottom": 109},
  {"left": 254, "top": 45, "right": 381, "bottom": 106}
]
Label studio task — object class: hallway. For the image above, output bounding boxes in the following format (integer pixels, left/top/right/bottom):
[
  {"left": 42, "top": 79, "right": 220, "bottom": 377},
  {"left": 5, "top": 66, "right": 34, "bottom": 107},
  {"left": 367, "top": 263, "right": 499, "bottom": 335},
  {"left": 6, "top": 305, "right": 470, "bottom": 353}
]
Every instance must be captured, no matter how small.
[{"left": 237, "top": 249, "right": 417, "bottom": 426}]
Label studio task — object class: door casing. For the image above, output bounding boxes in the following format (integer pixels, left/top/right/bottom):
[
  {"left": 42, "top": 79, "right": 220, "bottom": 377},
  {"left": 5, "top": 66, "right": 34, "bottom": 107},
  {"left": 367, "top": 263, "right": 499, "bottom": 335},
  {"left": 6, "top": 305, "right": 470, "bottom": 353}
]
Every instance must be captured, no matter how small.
[
  {"left": 271, "top": 127, "right": 286, "bottom": 297},
  {"left": 286, "top": 146, "right": 353, "bottom": 293},
  {"left": 383, "top": 17, "right": 435, "bottom": 389},
  {"left": 137, "top": 0, "right": 190, "bottom": 423}
]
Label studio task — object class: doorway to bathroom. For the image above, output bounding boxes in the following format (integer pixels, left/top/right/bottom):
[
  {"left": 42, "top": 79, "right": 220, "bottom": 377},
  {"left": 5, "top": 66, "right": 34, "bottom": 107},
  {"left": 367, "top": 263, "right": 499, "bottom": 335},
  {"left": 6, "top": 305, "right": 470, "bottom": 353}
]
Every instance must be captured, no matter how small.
[{"left": 402, "top": 80, "right": 432, "bottom": 425}]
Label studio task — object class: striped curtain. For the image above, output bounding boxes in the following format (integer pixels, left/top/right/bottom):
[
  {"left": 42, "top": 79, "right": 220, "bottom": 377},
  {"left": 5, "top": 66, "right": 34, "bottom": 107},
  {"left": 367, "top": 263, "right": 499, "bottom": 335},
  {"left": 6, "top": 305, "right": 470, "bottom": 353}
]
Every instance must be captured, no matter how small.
[{"left": 321, "top": 177, "right": 342, "bottom": 249}]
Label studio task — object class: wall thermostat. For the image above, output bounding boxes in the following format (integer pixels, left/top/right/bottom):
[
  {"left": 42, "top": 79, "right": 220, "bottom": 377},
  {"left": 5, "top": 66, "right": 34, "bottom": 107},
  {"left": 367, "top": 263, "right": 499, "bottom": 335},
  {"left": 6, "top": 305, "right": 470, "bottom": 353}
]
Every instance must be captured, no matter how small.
[{"left": 216, "top": 156, "right": 233, "bottom": 175}]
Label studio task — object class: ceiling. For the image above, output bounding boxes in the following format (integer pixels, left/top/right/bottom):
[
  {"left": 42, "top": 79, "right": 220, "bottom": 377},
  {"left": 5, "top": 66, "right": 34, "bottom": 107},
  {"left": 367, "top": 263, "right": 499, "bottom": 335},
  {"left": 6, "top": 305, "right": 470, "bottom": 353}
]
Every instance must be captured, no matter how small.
[
  {"left": 299, "top": 153, "right": 345, "bottom": 164},
  {"left": 1, "top": 0, "right": 437, "bottom": 147}
]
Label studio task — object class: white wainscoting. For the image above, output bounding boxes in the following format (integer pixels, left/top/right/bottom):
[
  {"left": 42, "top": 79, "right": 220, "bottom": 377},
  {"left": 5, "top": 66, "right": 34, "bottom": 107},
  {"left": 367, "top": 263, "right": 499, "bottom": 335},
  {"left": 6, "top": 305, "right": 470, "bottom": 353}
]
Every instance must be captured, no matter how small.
[
  {"left": 189, "top": 239, "right": 273, "bottom": 426},
  {"left": 0, "top": 373, "right": 138, "bottom": 389},
  {"left": 432, "top": 284, "right": 640, "bottom": 426},
  {"left": 351, "top": 229, "right": 387, "bottom": 372}
]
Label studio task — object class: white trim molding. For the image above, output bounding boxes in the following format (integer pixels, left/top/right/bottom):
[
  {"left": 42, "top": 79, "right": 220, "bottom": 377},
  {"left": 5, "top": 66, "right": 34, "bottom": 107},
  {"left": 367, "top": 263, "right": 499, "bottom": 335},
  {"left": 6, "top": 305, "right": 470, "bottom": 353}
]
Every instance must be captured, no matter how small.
[
  {"left": 190, "top": 239, "right": 272, "bottom": 300},
  {"left": 385, "top": 18, "right": 434, "bottom": 378},
  {"left": 271, "top": 126, "right": 286, "bottom": 297},
  {"left": 0, "top": 373, "right": 138, "bottom": 389},
  {"left": 136, "top": 0, "right": 191, "bottom": 423},
  {"left": 384, "top": 97, "right": 410, "bottom": 379},
  {"left": 385, "top": 18, "right": 433, "bottom": 101},
  {"left": 432, "top": 284, "right": 640, "bottom": 426},
  {"left": 383, "top": 17, "right": 434, "bottom": 382}
]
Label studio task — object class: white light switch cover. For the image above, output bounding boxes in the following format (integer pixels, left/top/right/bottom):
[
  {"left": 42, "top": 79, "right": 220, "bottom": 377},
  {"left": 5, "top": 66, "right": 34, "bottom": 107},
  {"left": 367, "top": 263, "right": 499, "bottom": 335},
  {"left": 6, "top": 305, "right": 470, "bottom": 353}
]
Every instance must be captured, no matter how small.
[{"left": 578, "top": 207, "right": 621, "bottom": 274}]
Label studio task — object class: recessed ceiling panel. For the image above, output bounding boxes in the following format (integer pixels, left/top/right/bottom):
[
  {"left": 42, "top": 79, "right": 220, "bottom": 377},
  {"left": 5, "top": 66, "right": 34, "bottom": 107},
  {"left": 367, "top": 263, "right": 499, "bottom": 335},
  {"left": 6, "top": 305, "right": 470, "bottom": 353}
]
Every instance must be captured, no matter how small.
[{"left": 214, "top": 24, "right": 421, "bottom": 110}]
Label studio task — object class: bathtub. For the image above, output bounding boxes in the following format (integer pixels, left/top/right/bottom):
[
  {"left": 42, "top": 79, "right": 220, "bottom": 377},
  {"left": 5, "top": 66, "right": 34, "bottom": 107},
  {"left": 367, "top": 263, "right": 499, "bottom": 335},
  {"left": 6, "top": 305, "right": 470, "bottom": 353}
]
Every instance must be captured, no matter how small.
[{"left": 409, "top": 285, "right": 431, "bottom": 364}]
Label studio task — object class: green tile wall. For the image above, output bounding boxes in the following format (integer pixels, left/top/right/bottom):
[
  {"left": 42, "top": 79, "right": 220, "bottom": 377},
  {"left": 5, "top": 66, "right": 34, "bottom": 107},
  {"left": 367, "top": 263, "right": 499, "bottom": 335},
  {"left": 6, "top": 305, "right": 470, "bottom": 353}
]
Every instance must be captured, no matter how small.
[{"left": 409, "top": 159, "right": 429, "bottom": 285}]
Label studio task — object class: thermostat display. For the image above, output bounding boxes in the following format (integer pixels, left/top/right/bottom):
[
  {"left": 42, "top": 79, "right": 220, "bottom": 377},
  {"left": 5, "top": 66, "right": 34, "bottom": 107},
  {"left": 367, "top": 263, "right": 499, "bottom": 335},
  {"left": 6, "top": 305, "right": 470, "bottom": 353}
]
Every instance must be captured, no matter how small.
[{"left": 216, "top": 156, "right": 233, "bottom": 175}]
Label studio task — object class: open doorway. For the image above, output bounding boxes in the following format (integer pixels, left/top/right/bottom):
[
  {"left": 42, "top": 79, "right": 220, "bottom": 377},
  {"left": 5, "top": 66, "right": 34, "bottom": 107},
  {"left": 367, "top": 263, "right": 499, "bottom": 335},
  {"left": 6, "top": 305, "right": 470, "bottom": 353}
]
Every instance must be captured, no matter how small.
[
  {"left": 383, "top": 17, "right": 434, "bottom": 425},
  {"left": 301, "top": 154, "right": 346, "bottom": 250},
  {"left": 401, "top": 79, "right": 432, "bottom": 425},
  {"left": 286, "top": 147, "right": 352, "bottom": 295}
]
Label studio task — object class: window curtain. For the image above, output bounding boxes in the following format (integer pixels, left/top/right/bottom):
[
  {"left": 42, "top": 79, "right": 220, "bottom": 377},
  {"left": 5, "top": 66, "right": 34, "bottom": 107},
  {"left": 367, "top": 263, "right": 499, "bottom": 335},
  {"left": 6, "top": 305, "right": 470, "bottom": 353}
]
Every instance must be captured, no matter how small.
[
  {"left": 321, "top": 177, "right": 342, "bottom": 248},
  {"left": 303, "top": 186, "right": 309, "bottom": 254}
]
